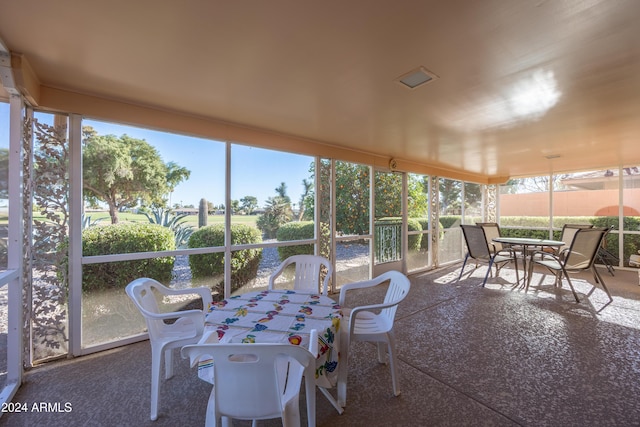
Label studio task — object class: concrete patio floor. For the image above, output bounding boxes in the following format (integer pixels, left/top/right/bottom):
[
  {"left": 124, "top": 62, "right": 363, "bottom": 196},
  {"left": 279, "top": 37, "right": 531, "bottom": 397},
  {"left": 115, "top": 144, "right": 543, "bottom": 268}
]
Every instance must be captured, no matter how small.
[{"left": 2, "top": 263, "right": 640, "bottom": 427}]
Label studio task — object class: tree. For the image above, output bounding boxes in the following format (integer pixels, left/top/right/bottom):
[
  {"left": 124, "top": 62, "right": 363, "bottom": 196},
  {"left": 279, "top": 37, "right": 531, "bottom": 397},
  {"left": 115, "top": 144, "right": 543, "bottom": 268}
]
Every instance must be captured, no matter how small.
[
  {"left": 164, "top": 161, "right": 191, "bottom": 206},
  {"left": 82, "top": 127, "right": 190, "bottom": 223},
  {"left": 256, "top": 196, "right": 292, "bottom": 238},
  {"left": 240, "top": 196, "right": 258, "bottom": 215},
  {"left": 230, "top": 199, "right": 240, "bottom": 214},
  {"left": 439, "top": 178, "right": 462, "bottom": 215},
  {"left": 334, "top": 162, "right": 370, "bottom": 235},
  {"left": 275, "top": 182, "right": 291, "bottom": 203},
  {"left": 375, "top": 172, "right": 402, "bottom": 218},
  {"left": 298, "top": 179, "right": 313, "bottom": 221},
  {"left": 407, "top": 174, "right": 429, "bottom": 218}
]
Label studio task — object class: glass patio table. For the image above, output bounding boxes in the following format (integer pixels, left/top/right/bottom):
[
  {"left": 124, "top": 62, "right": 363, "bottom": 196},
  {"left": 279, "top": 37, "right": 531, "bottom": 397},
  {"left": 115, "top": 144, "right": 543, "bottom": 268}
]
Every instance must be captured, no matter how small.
[
  {"left": 492, "top": 237, "right": 564, "bottom": 286},
  {"left": 195, "top": 289, "right": 345, "bottom": 413}
]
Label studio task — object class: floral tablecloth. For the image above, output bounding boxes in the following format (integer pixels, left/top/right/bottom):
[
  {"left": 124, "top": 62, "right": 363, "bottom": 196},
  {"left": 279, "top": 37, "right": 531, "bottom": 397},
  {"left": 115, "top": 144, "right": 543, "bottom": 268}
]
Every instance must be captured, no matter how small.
[{"left": 198, "top": 289, "right": 343, "bottom": 389}]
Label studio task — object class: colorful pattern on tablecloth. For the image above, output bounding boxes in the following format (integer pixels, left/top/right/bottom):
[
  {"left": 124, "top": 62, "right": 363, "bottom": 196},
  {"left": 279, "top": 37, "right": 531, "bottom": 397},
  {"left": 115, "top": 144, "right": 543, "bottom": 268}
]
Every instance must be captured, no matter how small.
[{"left": 198, "top": 289, "right": 342, "bottom": 389}]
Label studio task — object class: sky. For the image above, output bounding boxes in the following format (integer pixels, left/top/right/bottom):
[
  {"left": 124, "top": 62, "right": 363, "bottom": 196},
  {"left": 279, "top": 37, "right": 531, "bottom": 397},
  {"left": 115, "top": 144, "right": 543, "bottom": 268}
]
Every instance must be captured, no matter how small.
[
  {"left": 84, "top": 119, "right": 315, "bottom": 208},
  {"left": 0, "top": 101, "right": 314, "bottom": 209}
]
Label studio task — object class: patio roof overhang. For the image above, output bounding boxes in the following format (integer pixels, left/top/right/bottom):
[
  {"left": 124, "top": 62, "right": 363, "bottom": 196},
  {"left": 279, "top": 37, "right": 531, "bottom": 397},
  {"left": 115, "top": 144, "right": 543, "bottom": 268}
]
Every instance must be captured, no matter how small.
[{"left": 2, "top": 1, "right": 640, "bottom": 181}]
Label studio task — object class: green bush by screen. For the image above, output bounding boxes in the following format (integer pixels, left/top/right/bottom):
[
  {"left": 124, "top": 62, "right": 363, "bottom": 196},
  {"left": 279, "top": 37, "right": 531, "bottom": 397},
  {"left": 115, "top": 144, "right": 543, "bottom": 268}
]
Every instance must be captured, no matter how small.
[
  {"left": 82, "top": 223, "right": 175, "bottom": 291},
  {"left": 188, "top": 224, "right": 263, "bottom": 292}
]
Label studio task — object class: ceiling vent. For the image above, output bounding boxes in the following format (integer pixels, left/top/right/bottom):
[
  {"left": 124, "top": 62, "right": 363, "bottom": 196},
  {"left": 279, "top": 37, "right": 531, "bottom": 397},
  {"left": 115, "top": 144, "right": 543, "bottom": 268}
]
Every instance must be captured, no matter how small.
[{"left": 396, "top": 66, "right": 439, "bottom": 89}]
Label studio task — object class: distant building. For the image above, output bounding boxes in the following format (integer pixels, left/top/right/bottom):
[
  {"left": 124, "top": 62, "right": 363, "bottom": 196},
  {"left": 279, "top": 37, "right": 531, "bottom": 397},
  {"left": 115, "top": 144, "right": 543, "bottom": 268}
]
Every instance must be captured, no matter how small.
[{"left": 173, "top": 208, "right": 198, "bottom": 216}]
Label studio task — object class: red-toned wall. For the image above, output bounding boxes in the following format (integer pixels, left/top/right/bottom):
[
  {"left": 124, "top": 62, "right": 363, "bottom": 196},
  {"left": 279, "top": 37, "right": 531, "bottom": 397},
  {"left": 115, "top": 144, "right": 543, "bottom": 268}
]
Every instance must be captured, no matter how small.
[{"left": 500, "top": 189, "right": 640, "bottom": 217}]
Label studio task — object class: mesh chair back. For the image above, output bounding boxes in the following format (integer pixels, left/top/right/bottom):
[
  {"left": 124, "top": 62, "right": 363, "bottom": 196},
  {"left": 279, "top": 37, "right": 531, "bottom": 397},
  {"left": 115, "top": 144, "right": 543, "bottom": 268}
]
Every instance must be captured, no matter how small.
[
  {"left": 564, "top": 228, "right": 606, "bottom": 270},
  {"left": 560, "top": 224, "right": 593, "bottom": 252},
  {"left": 460, "top": 225, "right": 491, "bottom": 260},
  {"left": 476, "top": 222, "right": 502, "bottom": 252}
]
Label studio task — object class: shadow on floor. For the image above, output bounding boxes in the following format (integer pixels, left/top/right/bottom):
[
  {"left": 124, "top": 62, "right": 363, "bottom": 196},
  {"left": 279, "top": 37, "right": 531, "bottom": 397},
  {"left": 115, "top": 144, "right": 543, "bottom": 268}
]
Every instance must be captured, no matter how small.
[{"left": 3, "top": 264, "right": 640, "bottom": 426}]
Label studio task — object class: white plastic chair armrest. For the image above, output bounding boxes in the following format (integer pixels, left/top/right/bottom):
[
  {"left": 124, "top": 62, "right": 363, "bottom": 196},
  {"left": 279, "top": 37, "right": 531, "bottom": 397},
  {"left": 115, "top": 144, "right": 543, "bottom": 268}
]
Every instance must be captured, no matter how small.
[
  {"left": 338, "top": 277, "right": 386, "bottom": 305},
  {"left": 267, "top": 259, "right": 291, "bottom": 289},
  {"left": 136, "top": 307, "right": 203, "bottom": 321},
  {"left": 158, "top": 286, "right": 213, "bottom": 305},
  {"left": 349, "top": 301, "right": 397, "bottom": 320}
]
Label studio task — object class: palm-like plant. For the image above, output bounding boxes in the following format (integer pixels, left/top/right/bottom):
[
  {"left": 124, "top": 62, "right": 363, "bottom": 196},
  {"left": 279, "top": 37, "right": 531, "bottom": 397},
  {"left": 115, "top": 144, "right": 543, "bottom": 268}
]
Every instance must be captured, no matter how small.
[
  {"left": 256, "top": 196, "right": 292, "bottom": 239},
  {"left": 142, "top": 207, "right": 193, "bottom": 248}
]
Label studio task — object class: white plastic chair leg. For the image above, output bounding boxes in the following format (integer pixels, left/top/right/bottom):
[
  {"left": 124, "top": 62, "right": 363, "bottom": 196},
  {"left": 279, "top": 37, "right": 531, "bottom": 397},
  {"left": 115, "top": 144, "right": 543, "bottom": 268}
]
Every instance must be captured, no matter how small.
[
  {"left": 150, "top": 346, "right": 161, "bottom": 421},
  {"left": 165, "top": 348, "right": 174, "bottom": 379},
  {"left": 387, "top": 333, "right": 400, "bottom": 397},
  {"left": 205, "top": 387, "right": 217, "bottom": 427},
  {"left": 337, "top": 328, "right": 349, "bottom": 408},
  {"left": 282, "top": 398, "right": 302, "bottom": 427},
  {"left": 376, "top": 342, "right": 387, "bottom": 364}
]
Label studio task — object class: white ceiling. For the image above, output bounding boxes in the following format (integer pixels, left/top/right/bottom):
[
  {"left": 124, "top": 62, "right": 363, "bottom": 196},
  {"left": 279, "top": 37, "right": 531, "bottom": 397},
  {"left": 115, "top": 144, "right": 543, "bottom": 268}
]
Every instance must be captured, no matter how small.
[{"left": 1, "top": 0, "right": 640, "bottom": 180}]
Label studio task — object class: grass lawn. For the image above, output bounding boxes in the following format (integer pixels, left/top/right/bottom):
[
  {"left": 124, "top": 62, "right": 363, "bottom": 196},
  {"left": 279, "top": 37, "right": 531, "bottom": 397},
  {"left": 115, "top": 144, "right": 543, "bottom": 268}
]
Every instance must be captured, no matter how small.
[{"left": 82, "top": 211, "right": 259, "bottom": 227}]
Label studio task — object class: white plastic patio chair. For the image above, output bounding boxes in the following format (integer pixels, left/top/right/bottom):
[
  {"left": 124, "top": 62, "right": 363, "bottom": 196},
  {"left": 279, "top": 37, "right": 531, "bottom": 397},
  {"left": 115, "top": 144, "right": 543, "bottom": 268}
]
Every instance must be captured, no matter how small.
[
  {"left": 181, "top": 332, "right": 318, "bottom": 427},
  {"left": 338, "top": 270, "right": 410, "bottom": 403},
  {"left": 126, "top": 277, "right": 213, "bottom": 421},
  {"left": 268, "top": 254, "right": 333, "bottom": 295}
]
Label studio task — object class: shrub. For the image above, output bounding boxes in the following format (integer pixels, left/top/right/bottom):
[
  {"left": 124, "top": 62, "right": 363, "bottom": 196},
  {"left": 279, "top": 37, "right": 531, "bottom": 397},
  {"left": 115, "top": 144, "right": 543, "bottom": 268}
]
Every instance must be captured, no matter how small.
[
  {"left": 82, "top": 223, "right": 175, "bottom": 291},
  {"left": 407, "top": 218, "right": 423, "bottom": 250},
  {"left": 414, "top": 218, "right": 434, "bottom": 250},
  {"left": 591, "top": 216, "right": 640, "bottom": 266},
  {"left": 439, "top": 216, "right": 461, "bottom": 229},
  {"left": 276, "top": 221, "right": 315, "bottom": 260},
  {"left": 275, "top": 221, "right": 334, "bottom": 261},
  {"left": 142, "top": 206, "right": 193, "bottom": 249},
  {"left": 188, "top": 224, "right": 263, "bottom": 292}
]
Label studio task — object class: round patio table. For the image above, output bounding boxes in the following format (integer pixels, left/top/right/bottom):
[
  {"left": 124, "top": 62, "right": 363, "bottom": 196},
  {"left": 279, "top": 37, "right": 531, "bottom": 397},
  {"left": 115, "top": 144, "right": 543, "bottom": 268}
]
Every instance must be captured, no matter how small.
[{"left": 493, "top": 237, "right": 564, "bottom": 286}]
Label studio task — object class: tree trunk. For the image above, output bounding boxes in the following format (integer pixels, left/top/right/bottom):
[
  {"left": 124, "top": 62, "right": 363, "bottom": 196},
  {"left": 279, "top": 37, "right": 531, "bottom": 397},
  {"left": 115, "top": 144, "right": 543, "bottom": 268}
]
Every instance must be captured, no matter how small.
[{"left": 108, "top": 202, "right": 119, "bottom": 224}]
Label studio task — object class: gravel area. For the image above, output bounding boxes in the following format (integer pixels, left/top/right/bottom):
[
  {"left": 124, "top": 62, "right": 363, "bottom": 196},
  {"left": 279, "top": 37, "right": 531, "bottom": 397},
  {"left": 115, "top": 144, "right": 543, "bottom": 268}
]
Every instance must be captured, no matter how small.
[{"left": 170, "top": 242, "right": 370, "bottom": 290}]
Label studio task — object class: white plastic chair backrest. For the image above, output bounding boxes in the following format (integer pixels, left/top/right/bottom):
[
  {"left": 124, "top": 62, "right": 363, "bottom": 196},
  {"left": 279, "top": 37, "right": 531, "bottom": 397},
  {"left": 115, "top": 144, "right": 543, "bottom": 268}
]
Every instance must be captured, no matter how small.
[
  {"left": 281, "top": 255, "right": 333, "bottom": 295},
  {"left": 181, "top": 343, "right": 314, "bottom": 420},
  {"left": 379, "top": 271, "right": 411, "bottom": 324},
  {"left": 125, "top": 278, "right": 166, "bottom": 339},
  {"left": 564, "top": 228, "right": 605, "bottom": 270}
]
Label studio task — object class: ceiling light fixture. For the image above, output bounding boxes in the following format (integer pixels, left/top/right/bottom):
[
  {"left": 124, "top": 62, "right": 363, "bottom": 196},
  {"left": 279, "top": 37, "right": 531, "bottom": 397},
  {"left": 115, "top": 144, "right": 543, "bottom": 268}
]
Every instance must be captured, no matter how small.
[
  {"left": 396, "top": 66, "right": 438, "bottom": 89},
  {"left": 545, "top": 154, "right": 561, "bottom": 159}
]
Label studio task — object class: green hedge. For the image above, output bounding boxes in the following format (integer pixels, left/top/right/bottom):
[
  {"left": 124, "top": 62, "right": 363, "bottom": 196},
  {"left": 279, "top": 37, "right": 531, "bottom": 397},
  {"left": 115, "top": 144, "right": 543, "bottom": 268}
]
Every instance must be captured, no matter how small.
[
  {"left": 276, "top": 221, "right": 314, "bottom": 260},
  {"left": 82, "top": 223, "right": 175, "bottom": 291},
  {"left": 439, "top": 216, "right": 462, "bottom": 229},
  {"left": 591, "top": 217, "right": 640, "bottom": 266},
  {"left": 188, "top": 224, "right": 263, "bottom": 292},
  {"left": 276, "top": 221, "right": 331, "bottom": 261}
]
